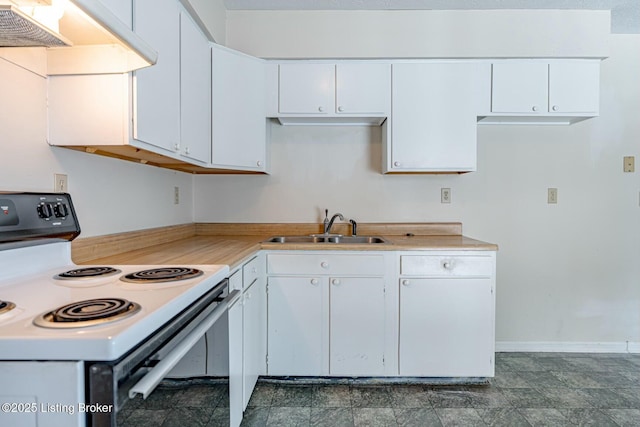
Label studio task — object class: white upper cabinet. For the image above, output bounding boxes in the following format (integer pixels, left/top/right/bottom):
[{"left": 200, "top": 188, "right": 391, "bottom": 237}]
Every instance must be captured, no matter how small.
[
  {"left": 488, "top": 60, "right": 600, "bottom": 122},
  {"left": 548, "top": 61, "right": 600, "bottom": 114},
  {"left": 180, "top": 11, "right": 211, "bottom": 164},
  {"left": 212, "top": 45, "right": 267, "bottom": 171},
  {"left": 99, "top": 0, "right": 132, "bottom": 26},
  {"left": 491, "top": 61, "right": 548, "bottom": 113},
  {"left": 279, "top": 63, "right": 335, "bottom": 114},
  {"left": 275, "top": 62, "right": 391, "bottom": 123},
  {"left": 388, "top": 62, "right": 490, "bottom": 173},
  {"left": 133, "top": 0, "right": 181, "bottom": 153},
  {"left": 335, "top": 63, "right": 391, "bottom": 115}
]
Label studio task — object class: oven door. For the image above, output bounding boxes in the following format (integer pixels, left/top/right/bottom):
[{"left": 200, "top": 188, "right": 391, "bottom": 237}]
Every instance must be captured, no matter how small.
[{"left": 86, "top": 279, "right": 239, "bottom": 427}]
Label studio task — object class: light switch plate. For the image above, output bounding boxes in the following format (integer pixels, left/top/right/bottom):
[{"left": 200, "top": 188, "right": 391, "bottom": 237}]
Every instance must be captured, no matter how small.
[
  {"left": 624, "top": 156, "right": 635, "bottom": 172},
  {"left": 548, "top": 188, "right": 558, "bottom": 204},
  {"left": 54, "top": 174, "right": 67, "bottom": 193}
]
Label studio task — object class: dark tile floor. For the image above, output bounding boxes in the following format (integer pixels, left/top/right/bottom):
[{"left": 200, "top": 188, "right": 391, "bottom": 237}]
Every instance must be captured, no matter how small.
[{"left": 118, "top": 353, "right": 640, "bottom": 426}]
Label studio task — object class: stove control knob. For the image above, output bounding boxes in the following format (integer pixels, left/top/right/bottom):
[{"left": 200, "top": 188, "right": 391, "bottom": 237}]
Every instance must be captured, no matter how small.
[
  {"left": 54, "top": 203, "right": 69, "bottom": 218},
  {"left": 37, "top": 203, "right": 53, "bottom": 219}
]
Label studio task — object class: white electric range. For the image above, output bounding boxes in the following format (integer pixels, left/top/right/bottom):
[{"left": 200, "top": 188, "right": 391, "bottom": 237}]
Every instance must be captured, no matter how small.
[{"left": 0, "top": 192, "right": 232, "bottom": 427}]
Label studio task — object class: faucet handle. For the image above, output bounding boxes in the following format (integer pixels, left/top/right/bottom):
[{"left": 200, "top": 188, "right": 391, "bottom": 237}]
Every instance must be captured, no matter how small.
[{"left": 349, "top": 219, "right": 357, "bottom": 236}]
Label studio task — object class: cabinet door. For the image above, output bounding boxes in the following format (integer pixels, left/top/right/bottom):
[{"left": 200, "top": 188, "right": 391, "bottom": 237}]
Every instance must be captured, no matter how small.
[
  {"left": 212, "top": 45, "right": 266, "bottom": 170},
  {"left": 279, "top": 63, "right": 334, "bottom": 114},
  {"left": 399, "top": 278, "right": 494, "bottom": 377},
  {"left": 133, "top": 0, "right": 180, "bottom": 152},
  {"left": 391, "top": 62, "right": 487, "bottom": 172},
  {"left": 329, "top": 277, "right": 386, "bottom": 376},
  {"left": 549, "top": 61, "right": 600, "bottom": 114},
  {"left": 491, "top": 61, "right": 548, "bottom": 113},
  {"left": 336, "top": 63, "right": 390, "bottom": 115},
  {"left": 228, "top": 294, "right": 243, "bottom": 427},
  {"left": 267, "top": 277, "right": 328, "bottom": 376},
  {"left": 180, "top": 11, "right": 211, "bottom": 163},
  {"left": 242, "top": 278, "right": 265, "bottom": 409},
  {"left": 99, "top": 0, "right": 131, "bottom": 26}
]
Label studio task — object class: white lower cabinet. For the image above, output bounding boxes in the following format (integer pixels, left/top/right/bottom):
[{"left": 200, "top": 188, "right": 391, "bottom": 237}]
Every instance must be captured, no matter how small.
[
  {"left": 266, "top": 251, "right": 396, "bottom": 377},
  {"left": 398, "top": 252, "right": 496, "bottom": 377},
  {"left": 267, "top": 276, "right": 328, "bottom": 375},
  {"left": 329, "top": 277, "right": 387, "bottom": 376},
  {"left": 228, "top": 290, "right": 243, "bottom": 427}
]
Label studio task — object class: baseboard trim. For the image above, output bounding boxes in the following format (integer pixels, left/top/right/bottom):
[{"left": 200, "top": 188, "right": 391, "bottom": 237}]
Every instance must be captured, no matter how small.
[{"left": 496, "top": 341, "right": 640, "bottom": 354}]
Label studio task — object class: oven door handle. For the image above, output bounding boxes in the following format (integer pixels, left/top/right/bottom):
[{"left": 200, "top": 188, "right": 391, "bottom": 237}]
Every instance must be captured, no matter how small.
[{"left": 128, "top": 289, "right": 242, "bottom": 399}]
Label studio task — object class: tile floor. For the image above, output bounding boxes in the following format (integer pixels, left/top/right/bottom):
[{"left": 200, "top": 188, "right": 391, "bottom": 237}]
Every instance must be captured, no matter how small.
[{"left": 118, "top": 353, "right": 640, "bottom": 426}]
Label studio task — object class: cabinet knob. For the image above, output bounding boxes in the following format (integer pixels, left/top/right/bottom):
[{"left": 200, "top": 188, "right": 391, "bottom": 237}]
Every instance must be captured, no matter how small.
[
  {"left": 257, "top": 160, "right": 263, "bottom": 167},
  {"left": 245, "top": 292, "right": 251, "bottom": 300},
  {"left": 185, "top": 147, "right": 190, "bottom": 155},
  {"left": 532, "top": 106, "right": 538, "bottom": 112},
  {"left": 332, "top": 279, "right": 340, "bottom": 286},
  {"left": 320, "top": 262, "right": 329, "bottom": 269},
  {"left": 251, "top": 267, "right": 257, "bottom": 274},
  {"left": 394, "top": 161, "right": 400, "bottom": 167},
  {"left": 402, "top": 279, "right": 410, "bottom": 286},
  {"left": 173, "top": 143, "right": 180, "bottom": 151},
  {"left": 310, "top": 278, "right": 319, "bottom": 285},
  {"left": 552, "top": 105, "right": 559, "bottom": 111},
  {"left": 338, "top": 106, "right": 344, "bottom": 112},
  {"left": 318, "top": 106, "right": 324, "bottom": 112},
  {"left": 443, "top": 261, "right": 453, "bottom": 270}
]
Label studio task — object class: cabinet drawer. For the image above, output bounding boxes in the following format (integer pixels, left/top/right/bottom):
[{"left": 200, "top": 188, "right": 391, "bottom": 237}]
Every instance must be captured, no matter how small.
[
  {"left": 243, "top": 256, "right": 260, "bottom": 288},
  {"left": 229, "top": 268, "right": 242, "bottom": 292},
  {"left": 400, "top": 255, "right": 493, "bottom": 278},
  {"left": 267, "top": 253, "right": 385, "bottom": 276}
]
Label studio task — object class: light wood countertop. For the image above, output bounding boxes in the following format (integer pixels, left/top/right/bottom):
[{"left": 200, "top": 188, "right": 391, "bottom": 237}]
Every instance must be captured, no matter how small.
[{"left": 77, "top": 223, "right": 497, "bottom": 269}]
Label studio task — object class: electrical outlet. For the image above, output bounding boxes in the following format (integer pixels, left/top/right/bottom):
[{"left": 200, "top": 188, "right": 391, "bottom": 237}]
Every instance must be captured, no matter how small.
[
  {"left": 548, "top": 188, "right": 558, "bottom": 204},
  {"left": 624, "top": 156, "right": 635, "bottom": 172},
  {"left": 174, "top": 187, "right": 179, "bottom": 205},
  {"left": 441, "top": 188, "right": 451, "bottom": 204},
  {"left": 54, "top": 174, "right": 68, "bottom": 193}
]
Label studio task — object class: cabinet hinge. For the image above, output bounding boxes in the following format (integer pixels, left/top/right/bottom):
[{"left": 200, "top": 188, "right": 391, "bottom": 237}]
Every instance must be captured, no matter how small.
[{"left": 265, "top": 354, "right": 269, "bottom": 365}]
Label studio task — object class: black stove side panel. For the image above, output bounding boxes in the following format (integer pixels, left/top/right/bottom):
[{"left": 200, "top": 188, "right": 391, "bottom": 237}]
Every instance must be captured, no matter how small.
[{"left": 0, "top": 192, "right": 81, "bottom": 245}]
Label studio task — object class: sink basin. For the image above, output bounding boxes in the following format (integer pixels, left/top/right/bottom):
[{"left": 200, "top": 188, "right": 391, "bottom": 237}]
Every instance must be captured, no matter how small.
[{"left": 265, "top": 235, "right": 387, "bottom": 244}]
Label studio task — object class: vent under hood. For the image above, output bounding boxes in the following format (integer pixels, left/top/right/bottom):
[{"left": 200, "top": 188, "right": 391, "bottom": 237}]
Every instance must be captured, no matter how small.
[{"left": 0, "top": 0, "right": 157, "bottom": 74}]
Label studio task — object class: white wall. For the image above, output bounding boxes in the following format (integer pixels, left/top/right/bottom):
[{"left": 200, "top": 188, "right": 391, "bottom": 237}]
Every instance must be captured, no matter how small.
[
  {"left": 0, "top": 56, "right": 194, "bottom": 238},
  {"left": 188, "top": 0, "right": 226, "bottom": 44},
  {"left": 194, "top": 35, "right": 640, "bottom": 349},
  {"left": 226, "top": 10, "right": 610, "bottom": 59}
]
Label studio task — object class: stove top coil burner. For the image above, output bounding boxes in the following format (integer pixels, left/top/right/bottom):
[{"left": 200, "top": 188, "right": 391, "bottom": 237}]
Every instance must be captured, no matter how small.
[
  {"left": 120, "top": 267, "right": 204, "bottom": 284},
  {"left": 33, "top": 298, "right": 141, "bottom": 329},
  {"left": 0, "top": 300, "right": 16, "bottom": 315},
  {"left": 54, "top": 267, "right": 122, "bottom": 280}
]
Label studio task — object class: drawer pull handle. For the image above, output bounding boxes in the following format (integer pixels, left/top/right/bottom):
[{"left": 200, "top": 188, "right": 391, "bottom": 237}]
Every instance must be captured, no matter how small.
[
  {"left": 320, "top": 262, "right": 329, "bottom": 269},
  {"left": 402, "top": 280, "right": 410, "bottom": 286},
  {"left": 443, "top": 261, "right": 453, "bottom": 270},
  {"left": 332, "top": 279, "right": 340, "bottom": 286},
  {"left": 310, "top": 278, "right": 319, "bottom": 285}
]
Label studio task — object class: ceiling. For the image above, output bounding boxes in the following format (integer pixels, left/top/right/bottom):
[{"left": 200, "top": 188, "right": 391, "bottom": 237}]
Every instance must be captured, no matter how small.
[{"left": 223, "top": 0, "right": 639, "bottom": 34}]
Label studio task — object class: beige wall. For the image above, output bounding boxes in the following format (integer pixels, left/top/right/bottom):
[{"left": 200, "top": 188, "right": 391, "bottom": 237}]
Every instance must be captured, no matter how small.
[
  {"left": 0, "top": 55, "right": 194, "bottom": 238},
  {"left": 195, "top": 34, "right": 640, "bottom": 351}
]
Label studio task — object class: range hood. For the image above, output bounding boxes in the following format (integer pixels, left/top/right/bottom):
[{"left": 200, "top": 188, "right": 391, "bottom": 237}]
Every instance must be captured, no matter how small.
[{"left": 0, "top": 0, "right": 157, "bottom": 74}]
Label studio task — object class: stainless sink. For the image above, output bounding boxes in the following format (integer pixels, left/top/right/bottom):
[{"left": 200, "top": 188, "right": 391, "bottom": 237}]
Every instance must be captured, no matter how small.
[{"left": 265, "top": 235, "right": 387, "bottom": 244}]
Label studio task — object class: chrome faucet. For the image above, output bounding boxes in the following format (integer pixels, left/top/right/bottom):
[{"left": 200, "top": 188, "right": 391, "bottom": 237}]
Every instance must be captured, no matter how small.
[{"left": 323, "top": 210, "right": 344, "bottom": 234}]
